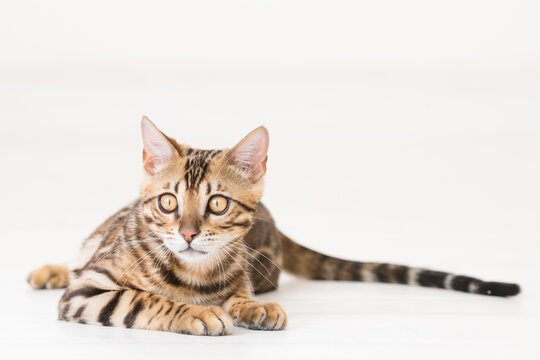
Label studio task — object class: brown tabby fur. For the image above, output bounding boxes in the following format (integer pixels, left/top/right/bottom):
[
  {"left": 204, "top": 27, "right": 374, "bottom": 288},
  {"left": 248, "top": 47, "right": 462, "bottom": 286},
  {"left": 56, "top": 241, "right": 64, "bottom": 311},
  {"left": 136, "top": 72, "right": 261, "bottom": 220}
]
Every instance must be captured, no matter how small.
[{"left": 27, "top": 117, "right": 520, "bottom": 336}]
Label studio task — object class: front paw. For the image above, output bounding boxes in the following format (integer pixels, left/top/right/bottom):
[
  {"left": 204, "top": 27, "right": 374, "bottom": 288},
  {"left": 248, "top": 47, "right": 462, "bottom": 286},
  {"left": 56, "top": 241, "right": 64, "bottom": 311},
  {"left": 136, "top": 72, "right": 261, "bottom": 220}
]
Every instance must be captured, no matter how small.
[
  {"left": 178, "top": 305, "right": 233, "bottom": 336},
  {"left": 230, "top": 302, "right": 287, "bottom": 330}
]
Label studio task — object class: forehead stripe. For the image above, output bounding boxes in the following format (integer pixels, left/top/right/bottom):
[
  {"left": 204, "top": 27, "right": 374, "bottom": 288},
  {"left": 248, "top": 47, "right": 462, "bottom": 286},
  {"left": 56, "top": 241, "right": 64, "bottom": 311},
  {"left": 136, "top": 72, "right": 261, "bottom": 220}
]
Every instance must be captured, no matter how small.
[{"left": 184, "top": 149, "right": 222, "bottom": 191}]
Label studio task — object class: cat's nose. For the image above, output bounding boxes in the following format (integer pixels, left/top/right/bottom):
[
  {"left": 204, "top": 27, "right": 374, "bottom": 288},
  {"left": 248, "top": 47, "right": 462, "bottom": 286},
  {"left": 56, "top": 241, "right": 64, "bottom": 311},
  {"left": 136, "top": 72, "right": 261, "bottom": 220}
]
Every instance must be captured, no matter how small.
[{"left": 180, "top": 228, "right": 199, "bottom": 243}]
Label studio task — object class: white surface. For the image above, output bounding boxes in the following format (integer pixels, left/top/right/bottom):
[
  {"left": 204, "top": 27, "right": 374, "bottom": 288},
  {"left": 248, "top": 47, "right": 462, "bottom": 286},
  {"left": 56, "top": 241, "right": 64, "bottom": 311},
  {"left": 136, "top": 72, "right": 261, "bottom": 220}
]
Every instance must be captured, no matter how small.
[
  {"left": 1, "top": 0, "right": 540, "bottom": 359},
  {"left": 1, "top": 123, "right": 538, "bottom": 360},
  {"left": 2, "top": 269, "right": 539, "bottom": 360}
]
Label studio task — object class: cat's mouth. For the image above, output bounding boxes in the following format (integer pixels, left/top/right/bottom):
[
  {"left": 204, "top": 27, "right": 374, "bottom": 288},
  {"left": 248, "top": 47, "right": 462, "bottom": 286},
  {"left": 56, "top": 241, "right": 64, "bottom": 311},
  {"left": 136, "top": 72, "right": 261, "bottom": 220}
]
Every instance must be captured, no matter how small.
[{"left": 180, "top": 248, "right": 207, "bottom": 255}]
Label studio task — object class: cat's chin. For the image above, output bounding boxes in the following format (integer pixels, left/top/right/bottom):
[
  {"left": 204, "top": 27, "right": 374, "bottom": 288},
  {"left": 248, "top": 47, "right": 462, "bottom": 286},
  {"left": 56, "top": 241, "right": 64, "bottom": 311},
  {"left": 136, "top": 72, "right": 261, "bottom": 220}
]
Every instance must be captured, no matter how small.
[{"left": 175, "top": 248, "right": 209, "bottom": 263}]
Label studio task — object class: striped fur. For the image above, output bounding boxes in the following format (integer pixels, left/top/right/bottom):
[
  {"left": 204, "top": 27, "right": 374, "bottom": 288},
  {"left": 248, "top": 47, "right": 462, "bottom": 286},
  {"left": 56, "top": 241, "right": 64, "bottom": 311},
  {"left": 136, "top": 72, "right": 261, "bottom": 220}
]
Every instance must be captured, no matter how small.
[
  {"left": 281, "top": 234, "right": 520, "bottom": 297},
  {"left": 27, "top": 118, "right": 520, "bottom": 336}
]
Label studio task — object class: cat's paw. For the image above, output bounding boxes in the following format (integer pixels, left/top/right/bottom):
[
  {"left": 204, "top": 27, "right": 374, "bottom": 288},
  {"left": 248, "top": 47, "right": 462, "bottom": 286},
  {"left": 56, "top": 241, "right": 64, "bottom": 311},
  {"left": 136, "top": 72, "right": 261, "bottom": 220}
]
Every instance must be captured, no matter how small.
[
  {"left": 178, "top": 305, "right": 233, "bottom": 336},
  {"left": 230, "top": 302, "right": 287, "bottom": 330},
  {"left": 26, "top": 265, "right": 70, "bottom": 289}
]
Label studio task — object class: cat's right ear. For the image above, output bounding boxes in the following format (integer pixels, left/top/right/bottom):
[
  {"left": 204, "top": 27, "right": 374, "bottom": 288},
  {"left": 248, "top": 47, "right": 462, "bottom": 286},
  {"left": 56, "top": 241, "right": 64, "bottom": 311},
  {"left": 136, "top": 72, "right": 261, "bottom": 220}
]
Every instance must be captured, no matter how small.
[{"left": 141, "top": 116, "right": 178, "bottom": 174}]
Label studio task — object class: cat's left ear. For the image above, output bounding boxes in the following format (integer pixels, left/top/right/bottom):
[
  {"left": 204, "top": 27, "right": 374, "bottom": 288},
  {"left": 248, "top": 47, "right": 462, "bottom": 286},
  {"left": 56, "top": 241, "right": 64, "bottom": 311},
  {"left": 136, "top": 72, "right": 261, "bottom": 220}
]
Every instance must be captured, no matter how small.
[{"left": 229, "top": 126, "right": 269, "bottom": 182}]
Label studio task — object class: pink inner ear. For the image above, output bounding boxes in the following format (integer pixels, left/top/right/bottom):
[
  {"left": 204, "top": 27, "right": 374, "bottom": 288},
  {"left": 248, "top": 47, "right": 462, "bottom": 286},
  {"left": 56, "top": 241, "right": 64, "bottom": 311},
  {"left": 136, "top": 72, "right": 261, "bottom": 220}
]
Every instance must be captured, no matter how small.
[
  {"left": 142, "top": 149, "right": 159, "bottom": 172},
  {"left": 141, "top": 116, "right": 177, "bottom": 174},
  {"left": 230, "top": 127, "right": 269, "bottom": 182}
]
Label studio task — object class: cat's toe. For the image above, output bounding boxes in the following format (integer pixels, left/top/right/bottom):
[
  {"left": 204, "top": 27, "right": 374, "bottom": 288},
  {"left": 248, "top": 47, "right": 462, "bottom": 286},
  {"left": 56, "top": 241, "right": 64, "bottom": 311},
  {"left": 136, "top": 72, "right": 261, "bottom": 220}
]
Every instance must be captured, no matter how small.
[
  {"left": 261, "top": 303, "right": 287, "bottom": 330},
  {"left": 181, "top": 306, "right": 232, "bottom": 336},
  {"left": 232, "top": 302, "right": 287, "bottom": 330}
]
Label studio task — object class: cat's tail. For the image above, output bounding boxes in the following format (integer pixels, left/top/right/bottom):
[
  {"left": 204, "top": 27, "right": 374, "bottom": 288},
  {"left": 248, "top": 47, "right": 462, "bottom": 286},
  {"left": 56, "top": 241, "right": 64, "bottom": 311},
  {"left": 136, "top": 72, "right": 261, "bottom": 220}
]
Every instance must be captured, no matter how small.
[{"left": 280, "top": 233, "right": 520, "bottom": 297}]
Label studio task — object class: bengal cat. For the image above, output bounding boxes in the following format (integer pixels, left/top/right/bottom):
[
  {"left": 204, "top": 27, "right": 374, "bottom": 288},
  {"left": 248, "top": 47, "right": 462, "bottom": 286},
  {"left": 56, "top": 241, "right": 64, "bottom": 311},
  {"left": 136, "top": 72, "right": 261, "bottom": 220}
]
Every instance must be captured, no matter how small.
[{"left": 27, "top": 116, "right": 520, "bottom": 336}]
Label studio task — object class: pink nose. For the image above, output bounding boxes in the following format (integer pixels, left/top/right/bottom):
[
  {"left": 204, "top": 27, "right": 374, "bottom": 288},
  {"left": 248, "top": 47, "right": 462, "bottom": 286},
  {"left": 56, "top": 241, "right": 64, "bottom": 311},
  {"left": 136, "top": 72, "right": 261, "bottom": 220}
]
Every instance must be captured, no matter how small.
[{"left": 180, "top": 229, "right": 199, "bottom": 243}]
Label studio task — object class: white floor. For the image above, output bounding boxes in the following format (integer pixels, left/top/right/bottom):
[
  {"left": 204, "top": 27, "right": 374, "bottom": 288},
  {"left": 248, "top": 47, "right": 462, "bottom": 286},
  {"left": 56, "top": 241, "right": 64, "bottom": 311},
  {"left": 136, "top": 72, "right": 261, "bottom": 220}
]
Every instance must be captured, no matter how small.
[
  {"left": 1, "top": 60, "right": 539, "bottom": 360},
  {"left": 3, "top": 266, "right": 539, "bottom": 360}
]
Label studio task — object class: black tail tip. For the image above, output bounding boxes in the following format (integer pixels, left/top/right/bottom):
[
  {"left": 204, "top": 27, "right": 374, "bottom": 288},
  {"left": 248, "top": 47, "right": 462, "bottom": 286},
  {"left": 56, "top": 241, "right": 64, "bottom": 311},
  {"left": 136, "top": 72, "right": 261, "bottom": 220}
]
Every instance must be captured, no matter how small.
[{"left": 477, "top": 282, "right": 521, "bottom": 297}]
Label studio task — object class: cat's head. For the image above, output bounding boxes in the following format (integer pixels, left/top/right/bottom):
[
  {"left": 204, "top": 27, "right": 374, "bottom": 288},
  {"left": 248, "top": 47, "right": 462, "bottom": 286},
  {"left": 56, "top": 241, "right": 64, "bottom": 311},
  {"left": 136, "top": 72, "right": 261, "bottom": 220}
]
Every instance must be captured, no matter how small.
[{"left": 138, "top": 116, "right": 268, "bottom": 265}]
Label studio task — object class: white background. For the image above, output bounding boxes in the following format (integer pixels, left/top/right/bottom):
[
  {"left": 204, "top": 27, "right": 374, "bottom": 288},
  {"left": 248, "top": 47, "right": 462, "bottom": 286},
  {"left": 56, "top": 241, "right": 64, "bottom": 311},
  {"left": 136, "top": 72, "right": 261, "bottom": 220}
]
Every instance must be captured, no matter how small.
[{"left": 0, "top": 1, "right": 539, "bottom": 359}]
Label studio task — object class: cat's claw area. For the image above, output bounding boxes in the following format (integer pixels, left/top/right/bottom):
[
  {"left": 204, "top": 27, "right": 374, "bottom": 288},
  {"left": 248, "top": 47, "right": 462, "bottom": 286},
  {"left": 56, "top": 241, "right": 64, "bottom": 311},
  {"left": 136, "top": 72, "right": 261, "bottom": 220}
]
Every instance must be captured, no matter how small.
[
  {"left": 181, "top": 306, "right": 233, "bottom": 336},
  {"left": 230, "top": 302, "right": 287, "bottom": 330}
]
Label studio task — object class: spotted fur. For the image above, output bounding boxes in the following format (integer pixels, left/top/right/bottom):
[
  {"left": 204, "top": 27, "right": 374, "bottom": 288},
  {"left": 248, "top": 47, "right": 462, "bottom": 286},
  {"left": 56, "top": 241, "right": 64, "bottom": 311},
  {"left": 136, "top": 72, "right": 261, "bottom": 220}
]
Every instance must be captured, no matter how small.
[{"left": 27, "top": 118, "right": 520, "bottom": 336}]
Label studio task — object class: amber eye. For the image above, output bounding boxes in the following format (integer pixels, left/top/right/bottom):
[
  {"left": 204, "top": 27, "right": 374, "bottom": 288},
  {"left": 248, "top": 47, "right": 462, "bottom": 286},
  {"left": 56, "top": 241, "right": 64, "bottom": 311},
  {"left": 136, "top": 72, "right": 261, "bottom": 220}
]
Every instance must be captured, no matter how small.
[
  {"left": 208, "top": 195, "right": 230, "bottom": 215},
  {"left": 158, "top": 193, "right": 178, "bottom": 213}
]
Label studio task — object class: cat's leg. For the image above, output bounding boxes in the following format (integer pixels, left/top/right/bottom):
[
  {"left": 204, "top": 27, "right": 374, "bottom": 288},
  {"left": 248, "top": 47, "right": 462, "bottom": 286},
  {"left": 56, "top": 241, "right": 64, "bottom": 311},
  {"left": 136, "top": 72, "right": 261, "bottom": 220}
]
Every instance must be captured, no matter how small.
[
  {"left": 26, "top": 264, "right": 70, "bottom": 289},
  {"left": 27, "top": 232, "right": 106, "bottom": 290},
  {"left": 222, "top": 287, "right": 287, "bottom": 330},
  {"left": 58, "top": 284, "right": 233, "bottom": 336}
]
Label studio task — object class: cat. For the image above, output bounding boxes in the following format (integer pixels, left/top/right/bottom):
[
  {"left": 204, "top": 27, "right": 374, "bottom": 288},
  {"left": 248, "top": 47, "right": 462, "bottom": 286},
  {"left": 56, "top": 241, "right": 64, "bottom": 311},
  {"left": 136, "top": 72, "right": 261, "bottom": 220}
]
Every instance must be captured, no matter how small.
[{"left": 27, "top": 116, "right": 520, "bottom": 336}]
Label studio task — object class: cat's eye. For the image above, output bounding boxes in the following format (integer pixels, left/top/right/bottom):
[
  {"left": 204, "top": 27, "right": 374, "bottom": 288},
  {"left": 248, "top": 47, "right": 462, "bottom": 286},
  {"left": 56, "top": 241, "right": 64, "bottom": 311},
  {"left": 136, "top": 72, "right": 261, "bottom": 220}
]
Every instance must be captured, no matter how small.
[
  {"left": 158, "top": 193, "right": 177, "bottom": 213},
  {"left": 208, "top": 195, "right": 230, "bottom": 215}
]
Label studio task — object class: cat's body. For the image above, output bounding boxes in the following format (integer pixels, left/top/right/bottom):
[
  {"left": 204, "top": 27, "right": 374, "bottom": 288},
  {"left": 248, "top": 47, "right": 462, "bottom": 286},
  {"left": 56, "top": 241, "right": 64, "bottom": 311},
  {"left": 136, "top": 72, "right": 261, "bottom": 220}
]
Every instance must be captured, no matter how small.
[{"left": 27, "top": 117, "right": 520, "bottom": 336}]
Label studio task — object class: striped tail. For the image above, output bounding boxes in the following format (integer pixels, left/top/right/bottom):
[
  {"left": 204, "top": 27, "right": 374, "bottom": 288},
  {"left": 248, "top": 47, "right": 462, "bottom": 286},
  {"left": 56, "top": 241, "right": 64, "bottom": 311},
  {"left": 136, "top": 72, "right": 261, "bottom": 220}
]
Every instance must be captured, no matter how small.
[{"left": 281, "top": 233, "right": 520, "bottom": 297}]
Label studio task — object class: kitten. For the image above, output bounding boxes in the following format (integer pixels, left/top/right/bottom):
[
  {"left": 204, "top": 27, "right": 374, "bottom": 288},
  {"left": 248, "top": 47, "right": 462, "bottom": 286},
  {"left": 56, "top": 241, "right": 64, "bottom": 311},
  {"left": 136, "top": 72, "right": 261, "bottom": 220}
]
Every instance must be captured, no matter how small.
[{"left": 27, "top": 116, "right": 520, "bottom": 336}]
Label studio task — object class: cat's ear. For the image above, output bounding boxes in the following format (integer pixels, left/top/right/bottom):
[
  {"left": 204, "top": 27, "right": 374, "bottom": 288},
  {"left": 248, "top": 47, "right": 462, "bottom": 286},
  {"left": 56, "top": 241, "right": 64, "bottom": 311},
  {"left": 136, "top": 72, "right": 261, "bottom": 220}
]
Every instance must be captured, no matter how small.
[
  {"left": 141, "top": 116, "right": 178, "bottom": 174},
  {"left": 229, "top": 126, "right": 269, "bottom": 182}
]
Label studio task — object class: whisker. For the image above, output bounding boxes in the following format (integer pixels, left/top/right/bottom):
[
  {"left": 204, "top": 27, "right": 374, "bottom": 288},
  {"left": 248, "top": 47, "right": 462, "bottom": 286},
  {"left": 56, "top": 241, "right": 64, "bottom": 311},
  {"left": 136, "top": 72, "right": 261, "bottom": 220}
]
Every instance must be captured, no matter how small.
[
  {"left": 221, "top": 246, "right": 255, "bottom": 294},
  {"left": 215, "top": 252, "right": 225, "bottom": 291},
  {"left": 116, "top": 244, "right": 166, "bottom": 288},
  {"left": 150, "top": 246, "right": 170, "bottom": 288},
  {"left": 97, "top": 238, "right": 159, "bottom": 261},
  {"left": 228, "top": 242, "right": 272, "bottom": 275},
  {"left": 226, "top": 243, "right": 278, "bottom": 290},
  {"left": 211, "top": 251, "right": 223, "bottom": 290},
  {"left": 208, "top": 252, "right": 216, "bottom": 278},
  {"left": 241, "top": 242, "right": 283, "bottom": 273}
]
